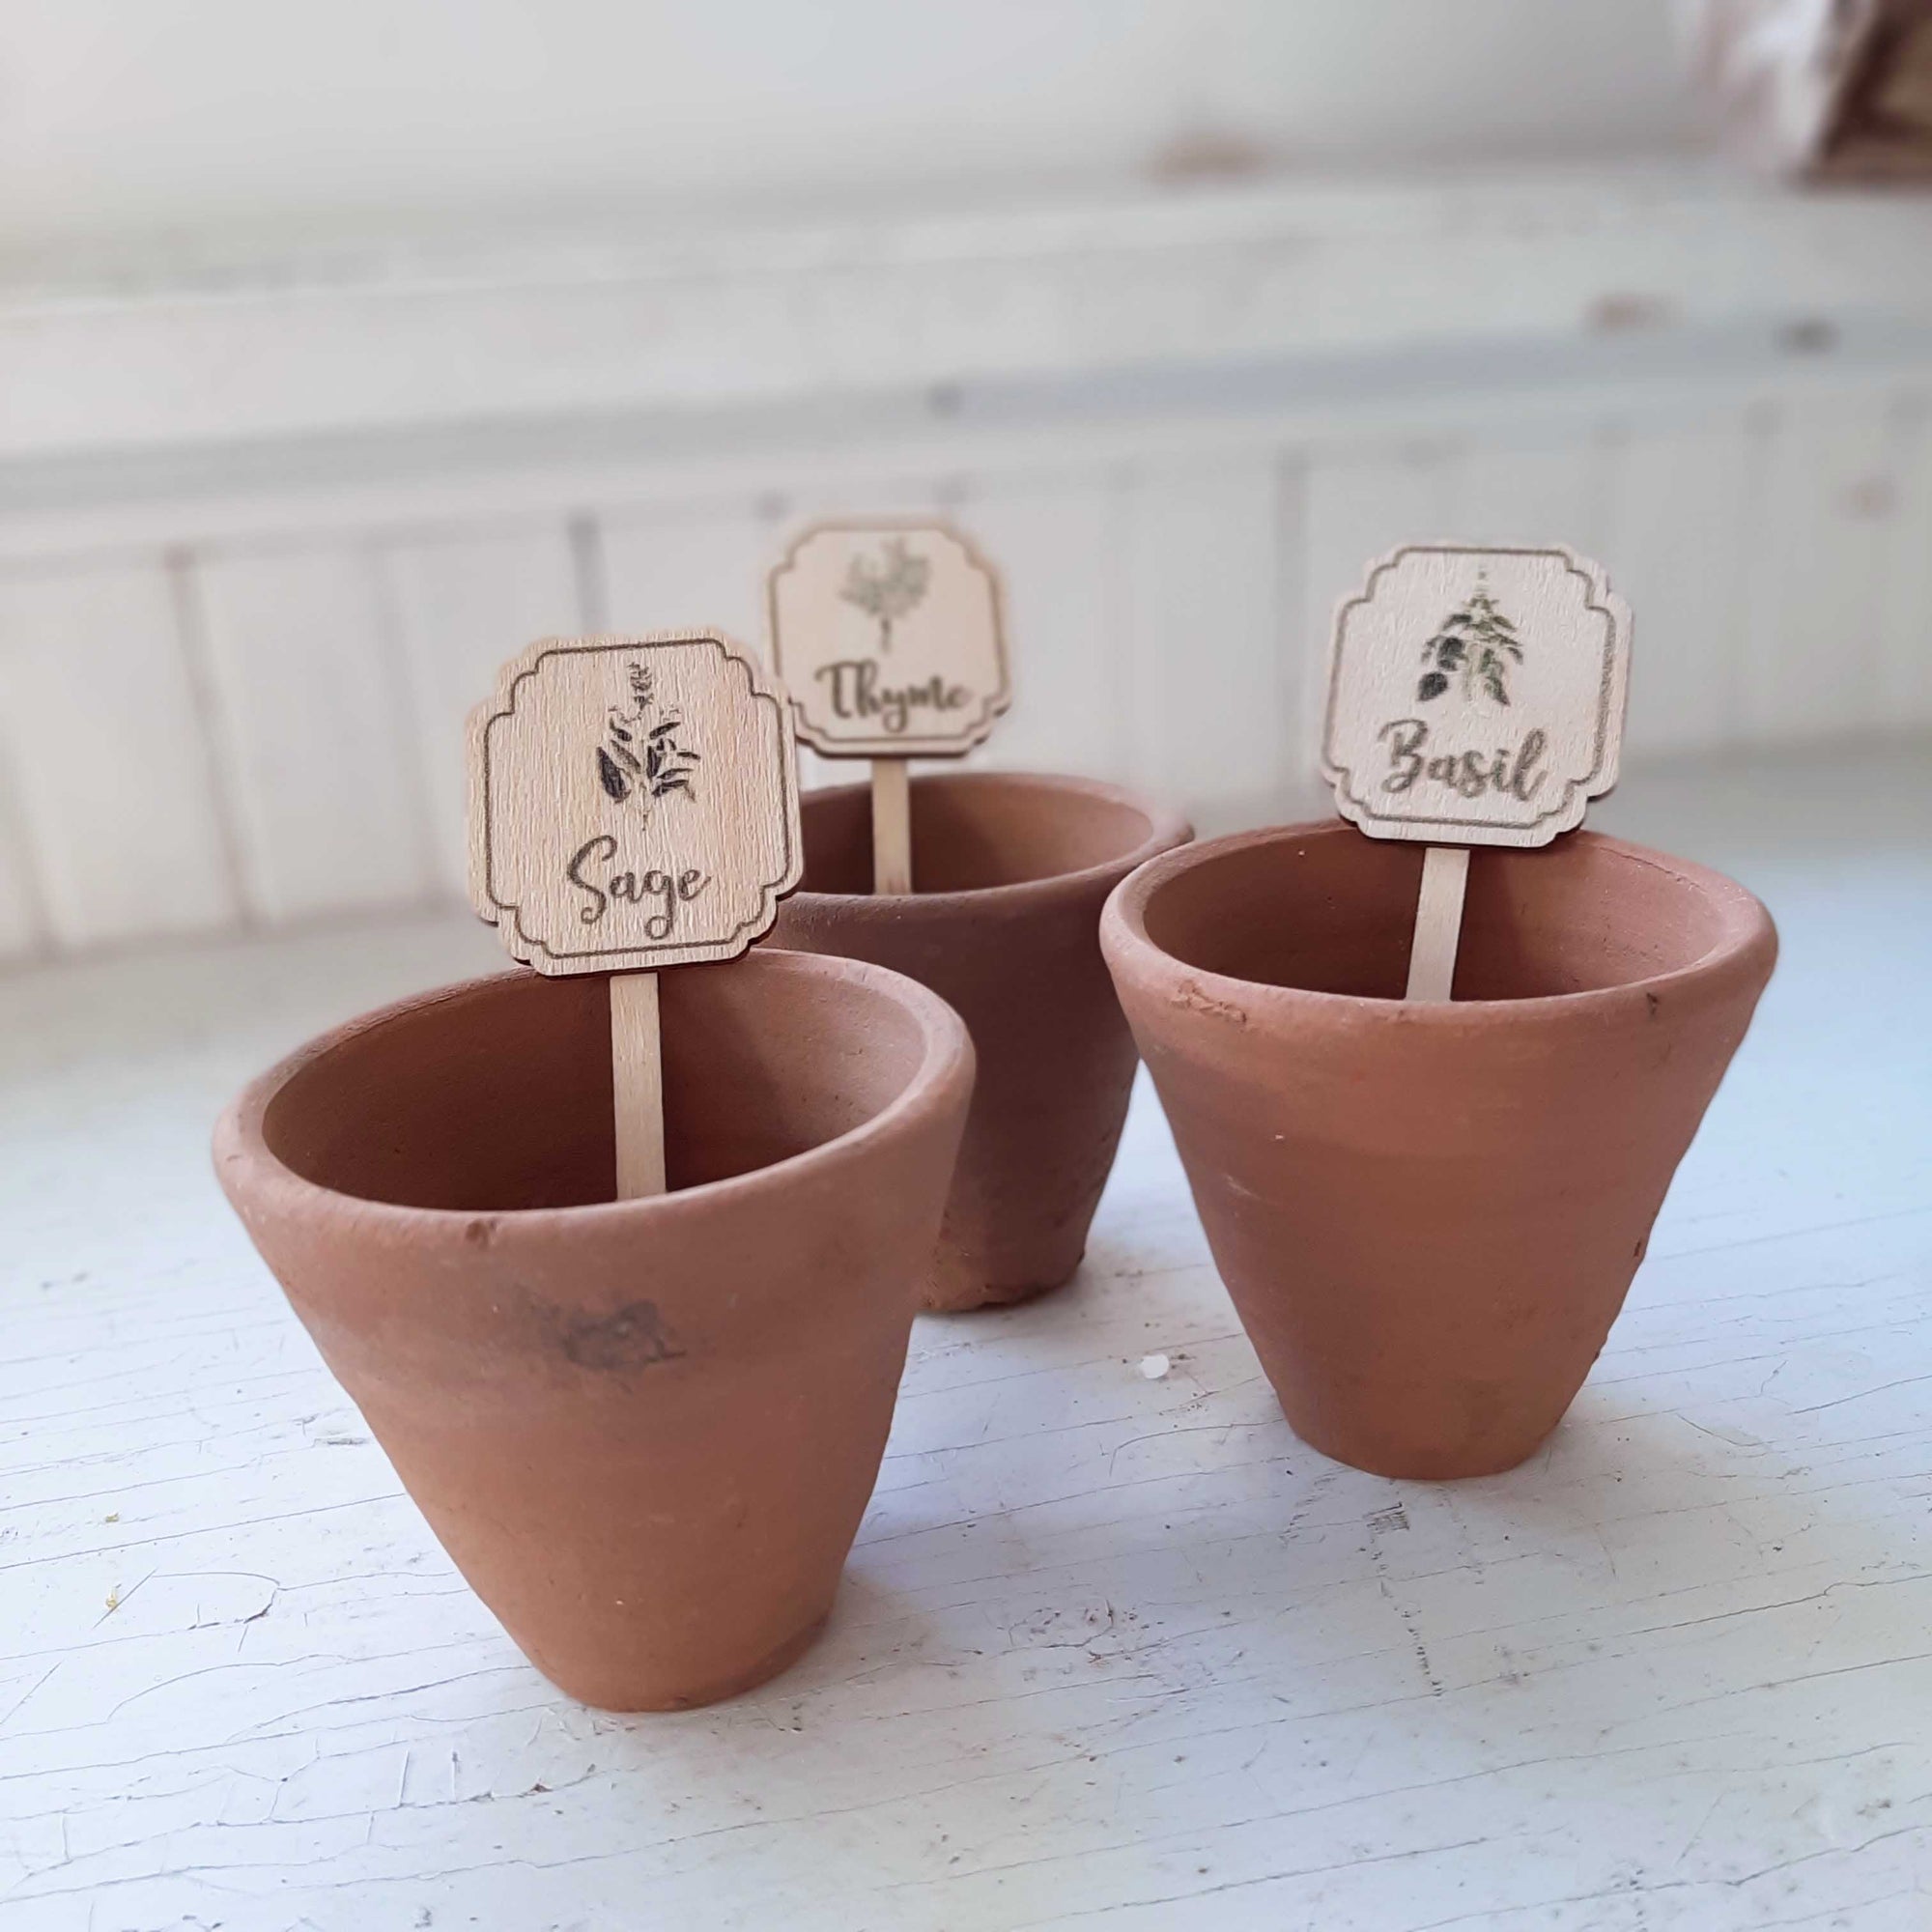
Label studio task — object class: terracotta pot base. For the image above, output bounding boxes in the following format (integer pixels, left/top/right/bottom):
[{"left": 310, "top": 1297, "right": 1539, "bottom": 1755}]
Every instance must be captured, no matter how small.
[
  {"left": 1102, "top": 824, "right": 1777, "bottom": 1480},
  {"left": 529, "top": 1612, "right": 830, "bottom": 1716},
  {"left": 772, "top": 771, "right": 1190, "bottom": 1312},
  {"left": 215, "top": 951, "right": 973, "bottom": 1710},
  {"left": 926, "top": 1256, "right": 1081, "bottom": 1316}
]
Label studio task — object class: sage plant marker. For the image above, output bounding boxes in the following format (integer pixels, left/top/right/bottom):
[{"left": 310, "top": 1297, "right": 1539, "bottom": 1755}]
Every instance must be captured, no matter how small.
[
  {"left": 468, "top": 631, "right": 804, "bottom": 1196},
  {"left": 1321, "top": 545, "right": 1632, "bottom": 1001},
  {"left": 768, "top": 523, "right": 1010, "bottom": 895}
]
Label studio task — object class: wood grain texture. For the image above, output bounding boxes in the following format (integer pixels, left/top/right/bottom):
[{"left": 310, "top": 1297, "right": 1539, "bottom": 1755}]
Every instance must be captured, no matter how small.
[
  {"left": 610, "top": 970, "right": 666, "bottom": 1199},
  {"left": 869, "top": 756, "right": 912, "bottom": 895},
  {"left": 1323, "top": 543, "right": 1631, "bottom": 848},
  {"left": 468, "top": 631, "right": 803, "bottom": 976},
  {"left": 1, "top": 748, "right": 1928, "bottom": 1929},
  {"left": 768, "top": 523, "right": 1010, "bottom": 759},
  {"left": 768, "top": 485, "right": 953, "bottom": 794},
  {"left": 1405, "top": 843, "right": 1469, "bottom": 1002}
]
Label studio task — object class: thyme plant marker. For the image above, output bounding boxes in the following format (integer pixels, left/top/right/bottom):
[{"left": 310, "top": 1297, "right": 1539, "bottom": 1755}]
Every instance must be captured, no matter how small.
[
  {"left": 1321, "top": 545, "right": 1632, "bottom": 1001},
  {"left": 468, "top": 631, "right": 803, "bottom": 1196},
  {"left": 768, "top": 522, "right": 1010, "bottom": 894}
]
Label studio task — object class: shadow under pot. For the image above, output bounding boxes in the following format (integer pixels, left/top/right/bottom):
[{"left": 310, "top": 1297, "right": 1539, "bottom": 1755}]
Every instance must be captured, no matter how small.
[
  {"left": 213, "top": 950, "right": 973, "bottom": 1712},
  {"left": 1101, "top": 824, "right": 1777, "bottom": 1480},
  {"left": 770, "top": 771, "right": 1191, "bottom": 1312}
]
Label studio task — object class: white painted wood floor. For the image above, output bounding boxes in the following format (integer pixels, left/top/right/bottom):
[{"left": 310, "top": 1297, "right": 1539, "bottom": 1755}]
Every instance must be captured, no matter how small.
[{"left": 2, "top": 748, "right": 1928, "bottom": 1932}]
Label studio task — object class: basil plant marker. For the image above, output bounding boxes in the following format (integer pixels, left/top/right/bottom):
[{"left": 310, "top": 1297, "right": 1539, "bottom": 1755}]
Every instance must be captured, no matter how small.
[
  {"left": 1321, "top": 545, "right": 1633, "bottom": 999},
  {"left": 1101, "top": 544, "right": 1776, "bottom": 1478}
]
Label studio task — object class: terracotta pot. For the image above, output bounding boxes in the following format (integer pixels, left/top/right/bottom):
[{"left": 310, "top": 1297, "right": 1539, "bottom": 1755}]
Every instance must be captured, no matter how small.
[
  {"left": 1101, "top": 824, "right": 1776, "bottom": 1479},
  {"left": 214, "top": 950, "right": 973, "bottom": 1711},
  {"left": 770, "top": 772, "right": 1190, "bottom": 1311}
]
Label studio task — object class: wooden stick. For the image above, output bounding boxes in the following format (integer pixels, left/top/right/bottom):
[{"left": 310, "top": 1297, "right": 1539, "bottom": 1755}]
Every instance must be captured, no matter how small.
[
  {"left": 870, "top": 756, "right": 913, "bottom": 895},
  {"left": 610, "top": 970, "right": 666, "bottom": 1198},
  {"left": 1405, "top": 845, "right": 1469, "bottom": 1003}
]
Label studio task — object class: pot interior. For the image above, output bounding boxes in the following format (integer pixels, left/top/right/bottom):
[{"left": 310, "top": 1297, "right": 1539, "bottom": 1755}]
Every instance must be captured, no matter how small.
[
  {"left": 800, "top": 774, "right": 1155, "bottom": 895},
  {"left": 1138, "top": 826, "right": 1739, "bottom": 1002},
  {"left": 259, "top": 956, "right": 934, "bottom": 1211}
]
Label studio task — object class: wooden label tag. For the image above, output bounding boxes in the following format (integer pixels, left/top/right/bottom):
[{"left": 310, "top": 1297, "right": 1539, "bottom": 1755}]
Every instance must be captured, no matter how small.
[
  {"left": 1321, "top": 544, "right": 1632, "bottom": 847},
  {"left": 767, "top": 522, "right": 1010, "bottom": 757},
  {"left": 468, "top": 631, "right": 803, "bottom": 975}
]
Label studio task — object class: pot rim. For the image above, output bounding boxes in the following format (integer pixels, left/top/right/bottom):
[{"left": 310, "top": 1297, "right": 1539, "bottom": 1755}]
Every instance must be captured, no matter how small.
[
  {"left": 1101, "top": 820, "right": 1777, "bottom": 1024},
  {"left": 213, "top": 947, "right": 975, "bottom": 1236},
  {"left": 791, "top": 768, "right": 1191, "bottom": 910}
]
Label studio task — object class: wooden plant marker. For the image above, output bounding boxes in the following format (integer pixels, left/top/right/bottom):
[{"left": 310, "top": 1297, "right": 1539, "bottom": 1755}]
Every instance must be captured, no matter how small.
[
  {"left": 868, "top": 754, "right": 914, "bottom": 896},
  {"left": 1321, "top": 545, "right": 1632, "bottom": 1002},
  {"left": 468, "top": 631, "right": 803, "bottom": 1198},
  {"left": 767, "top": 522, "right": 1010, "bottom": 895},
  {"left": 1405, "top": 844, "right": 1470, "bottom": 1003}
]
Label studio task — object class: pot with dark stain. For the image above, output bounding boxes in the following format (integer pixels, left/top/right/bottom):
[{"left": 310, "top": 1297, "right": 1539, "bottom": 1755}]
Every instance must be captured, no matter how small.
[
  {"left": 771, "top": 771, "right": 1190, "bottom": 1311},
  {"left": 1102, "top": 823, "right": 1777, "bottom": 1479},
  {"left": 214, "top": 949, "right": 973, "bottom": 1710}
]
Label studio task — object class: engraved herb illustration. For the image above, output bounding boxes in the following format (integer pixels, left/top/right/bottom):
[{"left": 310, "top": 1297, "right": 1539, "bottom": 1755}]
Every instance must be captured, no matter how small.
[
  {"left": 1416, "top": 577, "right": 1524, "bottom": 707},
  {"left": 839, "top": 537, "right": 931, "bottom": 653},
  {"left": 596, "top": 662, "right": 701, "bottom": 815},
  {"left": 1320, "top": 544, "right": 1631, "bottom": 847}
]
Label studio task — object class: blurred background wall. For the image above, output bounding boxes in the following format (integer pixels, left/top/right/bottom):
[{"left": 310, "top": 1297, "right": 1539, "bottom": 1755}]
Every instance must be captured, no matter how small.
[
  {"left": 1, "top": 0, "right": 1929, "bottom": 959},
  {"left": 2, "top": 0, "right": 1702, "bottom": 260}
]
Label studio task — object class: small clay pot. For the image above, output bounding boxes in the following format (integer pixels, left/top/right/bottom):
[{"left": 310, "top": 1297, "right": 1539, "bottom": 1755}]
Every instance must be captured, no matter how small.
[
  {"left": 214, "top": 950, "right": 972, "bottom": 1711},
  {"left": 1101, "top": 824, "right": 1776, "bottom": 1480},
  {"left": 770, "top": 772, "right": 1190, "bottom": 1311}
]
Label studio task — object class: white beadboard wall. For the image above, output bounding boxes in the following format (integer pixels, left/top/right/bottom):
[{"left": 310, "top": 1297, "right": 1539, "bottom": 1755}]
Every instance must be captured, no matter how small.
[{"left": 1, "top": 175, "right": 1930, "bottom": 964}]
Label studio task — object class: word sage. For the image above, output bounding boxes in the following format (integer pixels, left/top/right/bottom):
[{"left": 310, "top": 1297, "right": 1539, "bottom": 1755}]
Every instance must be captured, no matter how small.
[{"left": 468, "top": 632, "right": 802, "bottom": 974}]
